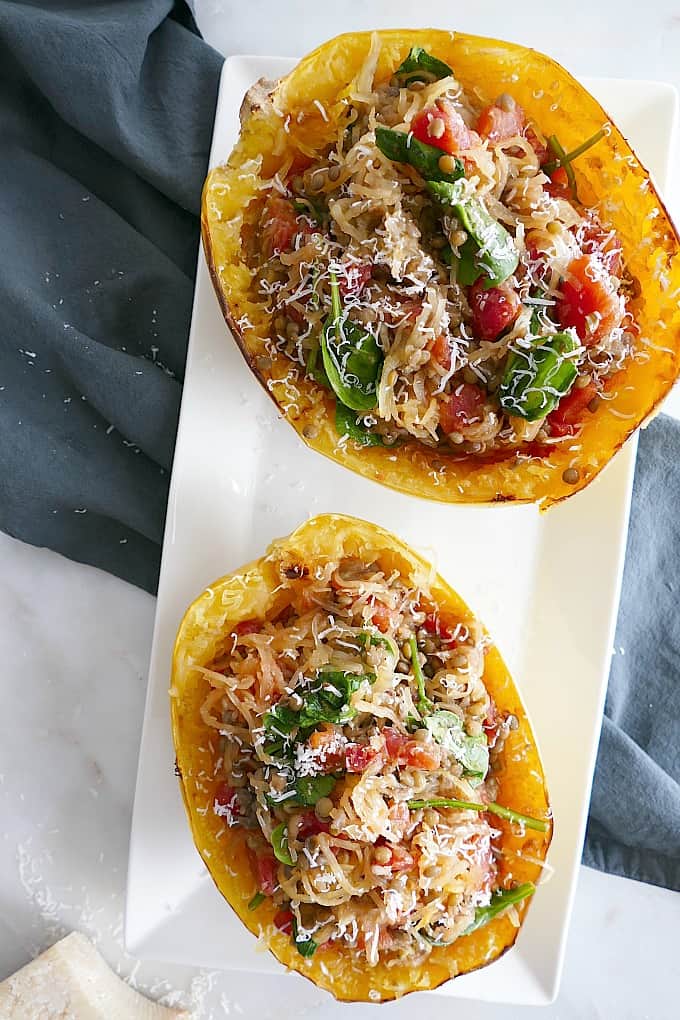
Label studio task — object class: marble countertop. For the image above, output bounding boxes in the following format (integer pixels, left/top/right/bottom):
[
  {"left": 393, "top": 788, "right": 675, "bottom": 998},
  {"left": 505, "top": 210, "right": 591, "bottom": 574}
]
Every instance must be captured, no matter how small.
[{"left": 2, "top": 2, "right": 680, "bottom": 1017}]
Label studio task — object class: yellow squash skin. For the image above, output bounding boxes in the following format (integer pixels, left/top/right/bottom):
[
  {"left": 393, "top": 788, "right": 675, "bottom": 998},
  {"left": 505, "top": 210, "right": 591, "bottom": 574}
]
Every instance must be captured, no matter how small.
[
  {"left": 202, "top": 29, "right": 680, "bottom": 509},
  {"left": 171, "top": 514, "right": 552, "bottom": 1001}
]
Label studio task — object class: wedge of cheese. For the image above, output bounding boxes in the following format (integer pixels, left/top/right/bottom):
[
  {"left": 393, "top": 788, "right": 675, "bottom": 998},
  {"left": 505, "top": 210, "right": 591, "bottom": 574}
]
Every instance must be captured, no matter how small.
[{"left": 0, "top": 933, "right": 189, "bottom": 1019}]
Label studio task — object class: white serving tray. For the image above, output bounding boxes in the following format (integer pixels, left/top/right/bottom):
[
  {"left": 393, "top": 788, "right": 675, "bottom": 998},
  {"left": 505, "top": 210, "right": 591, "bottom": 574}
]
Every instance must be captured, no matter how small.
[{"left": 125, "top": 56, "right": 678, "bottom": 1006}]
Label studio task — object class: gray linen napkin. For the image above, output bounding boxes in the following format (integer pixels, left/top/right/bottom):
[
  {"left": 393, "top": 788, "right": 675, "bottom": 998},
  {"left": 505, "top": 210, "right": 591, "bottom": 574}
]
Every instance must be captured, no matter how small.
[{"left": 584, "top": 416, "right": 680, "bottom": 890}]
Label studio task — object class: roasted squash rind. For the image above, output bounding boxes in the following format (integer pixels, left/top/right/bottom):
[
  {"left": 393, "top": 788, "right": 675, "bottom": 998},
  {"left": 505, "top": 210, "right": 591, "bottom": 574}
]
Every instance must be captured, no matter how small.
[
  {"left": 202, "top": 29, "right": 680, "bottom": 508},
  {"left": 171, "top": 514, "right": 552, "bottom": 1000}
]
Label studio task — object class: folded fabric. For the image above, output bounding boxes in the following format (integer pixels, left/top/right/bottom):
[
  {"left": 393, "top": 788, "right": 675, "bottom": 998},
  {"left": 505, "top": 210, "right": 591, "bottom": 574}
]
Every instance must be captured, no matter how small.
[
  {"left": 0, "top": 0, "right": 222, "bottom": 591},
  {"left": 0, "top": 0, "right": 677, "bottom": 892},
  {"left": 584, "top": 415, "right": 680, "bottom": 892}
]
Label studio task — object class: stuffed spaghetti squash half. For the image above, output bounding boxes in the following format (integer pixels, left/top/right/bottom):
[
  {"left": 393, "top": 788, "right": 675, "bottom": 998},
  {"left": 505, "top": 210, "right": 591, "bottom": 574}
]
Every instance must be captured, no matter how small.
[
  {"left": 202, "top": 29, "right": 680, "bottom": 507},
  {"left": 171, "top": 515, "right": 552, "bottom": 1001}
]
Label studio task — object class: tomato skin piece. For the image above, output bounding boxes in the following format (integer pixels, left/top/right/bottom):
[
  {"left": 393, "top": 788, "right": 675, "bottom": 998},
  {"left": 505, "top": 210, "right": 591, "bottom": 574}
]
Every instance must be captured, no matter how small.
[
  {"left": 523, "top": 440, "right": 554, "bottom": 458},
  {"left": 469, "top": 278, "right": 521, "bottom": 341},
  {"left": 557, "top": 256, "right": 623, "bottom": 344},
  {"left": 548, "top": 418, "right": 576, "bottom": 439},
  {"left": 439, "top": 383, "right": 486, "bottom": 434},
  {"left": 399, "top": 741, "right": 441, "bottom": 770},
  {"left": 411, "top": 101, "right": 480, "bottom": 154},
  {"left": 345, "top": 743, "right": 383, "bottom": 773},
  {"left": 524, "top": 124, "right": 548, "bottom": 163},
  {"left": 383, "top": 727, "right": 408, "bottom": 760},
  {"left": 214, "top": 782, "right": 233, "bottom": 805},
  {"left": 371, "top": 603, "right": 393, "bottom": 633},
  {"left": 261, "top": 196, "right": 300, "bottom": 259},
  {"left": 233, "top": 619, "right": 260, "bottom": 638},
  {"left": 545, "top": 165, "right": 570, "bottom": 198},
  {"left": 251, "top": 851, "right": 278, "bottom": 896},
  {"left": 273, "top": 909, "right": 294, "bottom": 935},
  {"left": 287, "top": 151, "right": 314, "bottom": 177},
  {"left": 297, "top": 811, "right": 331, "bottom": 840},
  {"left": 423, "top": 613, "right": 456, "bottom": 643},
  {"left": 525, "top": 237, "right": 550, "bottom": 285},
  {"left": 383, "top": 298, "right": 423, "bottom": 327},
  {"left": 339, "top": 262, "right": 372, "bottom": 299},
  {"left": 548, "top": 381, "right": 598, "bottom": 437},
  {"left": 284, "top": 303, "right": 306, "bottom": 326},
  {"left": 476, "top": 99, "right": 525, "bottom": 142},
  {"left": 428, "top": 334, "right": 452, "bottom": 370},
  {"left": 213, "top": 782, "right": 244, "bottom": 826}
]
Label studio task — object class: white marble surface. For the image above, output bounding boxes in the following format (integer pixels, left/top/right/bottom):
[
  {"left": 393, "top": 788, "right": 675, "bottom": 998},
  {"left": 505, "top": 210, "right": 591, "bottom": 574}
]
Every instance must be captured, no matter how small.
[{"left": 2, "top": 2, "right": 680, "bottom": 1017}]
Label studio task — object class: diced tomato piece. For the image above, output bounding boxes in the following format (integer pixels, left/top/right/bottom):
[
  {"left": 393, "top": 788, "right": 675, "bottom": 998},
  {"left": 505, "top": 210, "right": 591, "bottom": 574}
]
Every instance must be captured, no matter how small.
[
  {"left": 470, "top": 832, "right": 495, "bottom": 896},
  {"left": 383, "top": 727, "right": 408, "bottom": 760},
  {"left": 252, "top": 852, "right": 278, "bottom": 896},
  {"left": 375, "top": 838, "right": 416, "bottom": 873},
  {"left": 284, "top": 303, "right": 306, "bottom": 326},
  {"left": 544, "top": 165, "right": 571, "bottom": 199},
  {"left": 287, "top": 151, "right": 314, "bottom": 177},
  {"left": 399, "top": 741, "right": 441, "bottom": 770},
  {"left": 383, "top": 298, "right": 423, "bottom": 327},
  {"left": 439, "top": 383, "right": 486, "bottom": 434},
  {"left": 524, "top": 125, "right": 548, "bottom": 164},
  {"left": 548, "top": 420, "right": 575, "bottom": 440},
  {"left": 578, "top": 219, "right": 623, "bottom": 276},
  {"left": 213, "top": 782, "right": 241, "bottom": 824},
  {"left": 525, "top": 237, "right": 548, "bottom": 266},
  {"left": 427, "top": 334, "right": 452, "bottom": 370},
  {"left": 273, "top": 909, "right": 294, "bottom": 935},
  {"left": 423, "top": 613, "right": 457, "bottom": 643},
  {"left": 214, "top": 782, "right": 235, "bottom": 806},
  {"left": 261, "top": 196, "right": 300, "bottom": 259},
  {"left": 476, "top": 97, "right": 525, "bottom": 142},
  {"left": 371, "top": 604, "right": 393, "bottom": 633},
  {"left": 557, "top": 256, "right": 623, "bottom": 345},
  {"left": 339, "top": 262, "right": 373, "bottom": 299},
  {"left": 411, "top": 101, "right": 481, "bottom": 154},
  {"left": 524, "top": 238, "right": 550, "bottom": 285},
  {"left": 345, "top": 743, "right": 383, "bottom": 773},
  {"left": 483, "top": 723, "right": 498, "bottom": 748},
  {"left": 233, "top": 619, "right": 260, "bottom": 637},
  {"left": 422, "top": 614, "right": 439, "bottom": 635},
  {"left": 526, "top": 238, "right": 541, "bottom": 262},
  {"left": 469, "top": 278, "right": 521, "bottom": 342},
  {"left": 297, "top": 811, "right": 331, "bottom": 840},
  {"left": 523, "top": 441, "right": 554, "bottom": 458},
  {"left": 548, "top": 381, "right": 598, "bottom": 438}
]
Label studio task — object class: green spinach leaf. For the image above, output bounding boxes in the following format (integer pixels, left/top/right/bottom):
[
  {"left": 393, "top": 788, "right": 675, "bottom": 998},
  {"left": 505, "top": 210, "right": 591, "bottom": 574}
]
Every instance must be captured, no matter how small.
[
  {"left": 321, "top": 273, "right": 382, "bottom": 412},
  {"left": 394, "top": 46, "right": 454, "bottom": 85},
  {"left": 375, "top": 125, "right": 464, "bottom": 183}
]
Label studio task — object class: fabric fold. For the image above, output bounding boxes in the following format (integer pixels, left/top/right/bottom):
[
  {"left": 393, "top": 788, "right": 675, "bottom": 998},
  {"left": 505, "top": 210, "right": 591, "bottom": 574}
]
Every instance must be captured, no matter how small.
[{"left": 0, "top": 0, "right": 222, "bottom": 588}]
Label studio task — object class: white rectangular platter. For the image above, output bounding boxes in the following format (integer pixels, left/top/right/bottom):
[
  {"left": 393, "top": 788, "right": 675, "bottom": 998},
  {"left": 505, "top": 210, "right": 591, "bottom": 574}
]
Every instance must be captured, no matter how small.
[{"left": 126, "top": 56, "right": 678, "bottom": 1006}]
